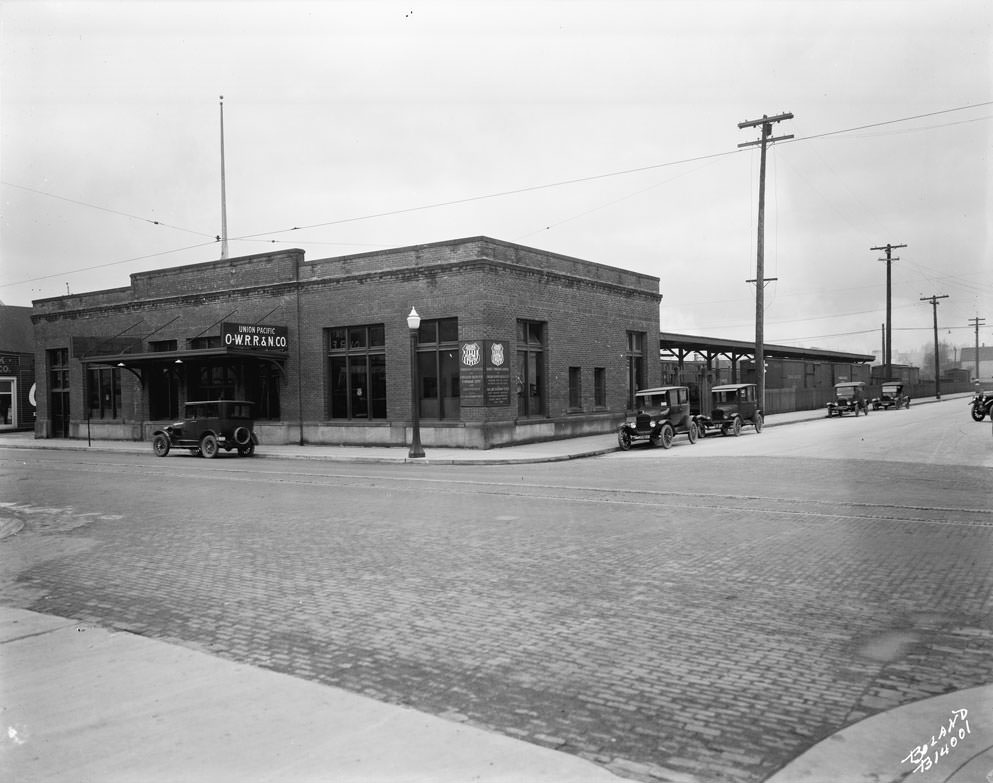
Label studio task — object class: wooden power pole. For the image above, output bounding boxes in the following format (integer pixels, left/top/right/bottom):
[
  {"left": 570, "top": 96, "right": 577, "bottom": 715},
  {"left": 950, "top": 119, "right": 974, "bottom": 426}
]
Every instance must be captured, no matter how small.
[
  {"left": 738, "top": 112, "right": 793, "bottom": 412},
  {"left": 870, "top": 242, "right": 906, "bottom": 377},
  {"left": 968, "top": 316, "right": 986, "bottom": 380},
  {"left": 921, "top": 294, "right": 949, "bottom": 398}
]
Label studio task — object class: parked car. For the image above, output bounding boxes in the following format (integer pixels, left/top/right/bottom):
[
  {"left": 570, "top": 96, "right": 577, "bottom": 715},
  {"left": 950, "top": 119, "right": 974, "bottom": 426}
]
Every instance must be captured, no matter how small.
[
  {"left": 695, "top": 383, "right": 763, "bottom": 437},
  {"left": 152, "top": 399, "right": 258, "bottom": 458},
  {"left": 970, "top": 389, "right": 993, "bottom": 421},
  {"left": 826, "top": 382, "right": 869, "bottom": 417},
  {"left": 871, "top": 383, "right": 911, "bottom": 410},
  {"left": 617, "top": 386, "right": 698, "bottom": 450}
]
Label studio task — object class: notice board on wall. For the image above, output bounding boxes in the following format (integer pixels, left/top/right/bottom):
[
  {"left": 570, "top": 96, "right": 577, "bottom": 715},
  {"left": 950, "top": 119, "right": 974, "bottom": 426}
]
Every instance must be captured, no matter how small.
[{"left": 459, "top": 340, "right": 510, "bottom": 407}]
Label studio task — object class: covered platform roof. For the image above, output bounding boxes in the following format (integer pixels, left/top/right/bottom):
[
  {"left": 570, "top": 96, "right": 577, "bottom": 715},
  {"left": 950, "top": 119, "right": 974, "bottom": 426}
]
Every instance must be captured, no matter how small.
[{"left": 661, "top": 332, "right": 876, "bottom": 364}]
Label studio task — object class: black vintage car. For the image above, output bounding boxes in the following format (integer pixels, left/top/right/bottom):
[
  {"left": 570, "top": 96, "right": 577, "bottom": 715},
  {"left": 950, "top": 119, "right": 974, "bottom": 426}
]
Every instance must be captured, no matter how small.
[
  {"left": 871, "top": 383, "right": 911, "bottom": 410},
  {"left": 152, "top": 400, "right": 258, "bottom": 458},
  {"left": 826, "top": 382, "right": 869, "bottom": 417},
  {"left": 617, "top": 386, "right": 698, "bottom": 450},
  {"left": 695, "top": 383, "right": 763, "bottom": 437}
]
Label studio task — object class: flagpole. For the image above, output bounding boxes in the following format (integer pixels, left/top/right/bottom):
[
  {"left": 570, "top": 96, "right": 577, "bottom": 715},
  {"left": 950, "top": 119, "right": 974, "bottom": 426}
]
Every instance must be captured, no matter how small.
[{"left": 219, "top": 95, "right": 229, "bottom": 260}]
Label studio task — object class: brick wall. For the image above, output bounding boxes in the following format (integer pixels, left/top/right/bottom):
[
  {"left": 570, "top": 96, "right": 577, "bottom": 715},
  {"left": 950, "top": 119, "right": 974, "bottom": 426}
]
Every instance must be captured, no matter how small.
[{"left": 31, "top": 238, "right": 662, "bottom": 445}]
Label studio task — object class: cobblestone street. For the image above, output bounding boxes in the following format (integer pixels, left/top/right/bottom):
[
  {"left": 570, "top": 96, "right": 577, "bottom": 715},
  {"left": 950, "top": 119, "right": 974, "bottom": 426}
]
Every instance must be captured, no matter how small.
[{"left": 2, "top": 447, "right": 991, "bottom": 783}]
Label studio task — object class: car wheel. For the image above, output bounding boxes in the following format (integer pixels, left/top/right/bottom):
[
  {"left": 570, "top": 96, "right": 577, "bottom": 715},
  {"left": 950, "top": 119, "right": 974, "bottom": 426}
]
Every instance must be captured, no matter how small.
[
  {"left": 617, "top": 430, "right": 632, "bottom": 451},
  {"left": 754, "top": 414, "right": 763, "bottom": 433},
  {"left": 687, "top": 421, "right": 698, "bottom": 444},
  {"left": 972, "top": 407, "right": 986, "bottom": 422},
  {"left": 238, "top": 442, "right": 255, "bottom": 457},
  {"left": 660, "top": 424, "right": 675, "bottom": 449},
  {"left": 697, "top": 423, "right": 707, "bottom": 438},
  {"left": 201, "top": 433, "right": 219, "bottom": 459},
  {"left": 731, "top": 417, "right": 742, "bottom": 436},
  {"left": 152, "top": 434, "right": 170, "bottom": 457}
]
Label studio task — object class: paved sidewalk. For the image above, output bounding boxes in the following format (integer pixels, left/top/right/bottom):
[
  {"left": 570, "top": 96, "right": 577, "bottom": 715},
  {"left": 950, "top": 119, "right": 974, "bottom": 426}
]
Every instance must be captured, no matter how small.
[{"left": 3, "top": 607, "right": 990, "bottom": 783}]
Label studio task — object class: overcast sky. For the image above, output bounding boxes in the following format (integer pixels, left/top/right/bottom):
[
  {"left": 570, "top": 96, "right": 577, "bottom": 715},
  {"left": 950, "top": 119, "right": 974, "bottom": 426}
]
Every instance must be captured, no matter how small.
[{"left": 2, "top": 0, "right": 990, "bottom": 361}]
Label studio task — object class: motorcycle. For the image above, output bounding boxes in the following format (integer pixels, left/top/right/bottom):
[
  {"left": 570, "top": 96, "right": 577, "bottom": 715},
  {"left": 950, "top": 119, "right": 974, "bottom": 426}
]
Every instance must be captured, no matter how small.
[{"left": 970, "top": 390, "right": 993, "bottom": 421}]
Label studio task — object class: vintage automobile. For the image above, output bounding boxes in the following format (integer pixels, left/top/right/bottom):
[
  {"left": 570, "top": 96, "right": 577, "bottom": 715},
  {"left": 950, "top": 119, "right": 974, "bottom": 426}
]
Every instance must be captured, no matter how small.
[
  {"left": 970, "top": 389, "right": 993, "bottom": 421},
  {"left": 826, "top": 382, "right": 869, "bottom": 417},
  {"left": 152, "top": 399, "right": 258, "bottom": 458},
  {"left": 695, "top": 383, "right": 763, "bottom": 437},
  {"left": 617, "top": 386, "right": 698, "bottom": 450},
  {"left": 871, "top": 382, "right": 911, "bottom": 410}
]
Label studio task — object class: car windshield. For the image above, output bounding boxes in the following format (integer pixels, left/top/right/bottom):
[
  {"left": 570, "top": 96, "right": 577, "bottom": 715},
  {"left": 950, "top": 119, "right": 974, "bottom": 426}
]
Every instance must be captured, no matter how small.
[
  {"left": 837, "top": 386, "right": 859, "bottom": 395},
  {"left": 713, "top": 390, "right": 736, "bottom": 404},
  {"left": 882, "top": 386, "right": 899, "bottom": 395}
]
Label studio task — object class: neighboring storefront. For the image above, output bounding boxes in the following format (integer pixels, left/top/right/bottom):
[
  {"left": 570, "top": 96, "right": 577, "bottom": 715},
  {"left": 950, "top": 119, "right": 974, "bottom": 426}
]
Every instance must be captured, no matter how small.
[
  {"left": 0, "top": 305, "right": 37, "bottom": 431},
  {"left": 31, "top": 237, "right": 662, "bottom": 448}
]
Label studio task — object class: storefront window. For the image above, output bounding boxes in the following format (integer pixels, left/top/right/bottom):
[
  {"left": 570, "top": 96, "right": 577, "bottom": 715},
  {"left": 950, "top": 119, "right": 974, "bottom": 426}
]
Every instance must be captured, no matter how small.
[
  {"left": 327, "top": 325, "right": 387, "bottom": 419},
  {"left": 48, "top": 348, "right": 70, "bottom": 438},
  {"left": 87, "top": 368, "right": 122, "bottom": 419},
  {"left": 191, "top": 365, "right": 237, "bottom": 400},
  {"left": 416, "top": 318, "right": 459, "bottom": 420}
]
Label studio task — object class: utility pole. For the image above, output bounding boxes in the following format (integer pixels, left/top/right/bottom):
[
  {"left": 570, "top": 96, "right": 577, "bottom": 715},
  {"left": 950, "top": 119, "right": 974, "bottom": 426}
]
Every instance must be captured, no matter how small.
[
  {"left": 739, "top": 111, "right": 793, "bottom": 412},
  {"left": 968, "top": 316, "right": 986, "bottom": 380},
  {"left": 219, "top": 95, "right": 229, "bottom": 260},
  {"left": 921, "top": 294, "right": 949, "bottom": 399},
  {"left": 870, "top": 243, "right": 906, "bottom": 378}
]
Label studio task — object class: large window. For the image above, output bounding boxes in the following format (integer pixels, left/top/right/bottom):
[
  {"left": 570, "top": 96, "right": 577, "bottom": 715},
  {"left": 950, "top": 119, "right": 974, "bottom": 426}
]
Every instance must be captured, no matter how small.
[
  {"left": 594, "top": 367, "right": 606, "bottom": 408},
  {"left": 327, "top": 324, "right": 387, "bottom": 419},
  {"left": 516, "top": 320, "right": 545, "bottom": 417},
  {"left": 568, "top": 367, "right": 582, "bottom": 410},
  {"left": 416, "top": 318, "right": 459, "bottom": 420},
  {"left": 191, "top": 365, "right": 237, "bottom": 400},
  {"left": 87, "top": 368, "right": 122, "bottom": 419},
  {"left": 48, "top": 348, "right": 71, "bottom": 437},
  {"left": 626, "top": 331, "right": 646, "bottom": 409}
]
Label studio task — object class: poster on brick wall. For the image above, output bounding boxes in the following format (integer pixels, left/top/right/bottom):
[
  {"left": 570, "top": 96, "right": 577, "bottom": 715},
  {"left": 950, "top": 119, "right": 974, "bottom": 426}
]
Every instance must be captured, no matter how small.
[
  {"left": 459, "top": 340, "right": 485, "bottom": 406},
  {"left": 459, "top": 340, "right": 510, "bottom": 407},
  {"left": 484, "top": 340, "right": 511, "bottom": 406}
]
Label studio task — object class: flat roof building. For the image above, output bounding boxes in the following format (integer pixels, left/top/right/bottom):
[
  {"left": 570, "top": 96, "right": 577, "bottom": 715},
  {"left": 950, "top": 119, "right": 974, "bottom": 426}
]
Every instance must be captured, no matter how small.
[{"left": 31, "top": 237, "right": 662, "bottom": 449}]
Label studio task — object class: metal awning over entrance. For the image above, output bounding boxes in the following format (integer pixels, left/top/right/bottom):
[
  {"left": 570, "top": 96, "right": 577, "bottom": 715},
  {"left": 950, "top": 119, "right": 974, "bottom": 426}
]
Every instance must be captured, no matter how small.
[
  {"left": 661, "top": 332, "right": 876, "bottom": 366},
  {"left": 80, "top": 347, "right": 288, "bottom": 386}
]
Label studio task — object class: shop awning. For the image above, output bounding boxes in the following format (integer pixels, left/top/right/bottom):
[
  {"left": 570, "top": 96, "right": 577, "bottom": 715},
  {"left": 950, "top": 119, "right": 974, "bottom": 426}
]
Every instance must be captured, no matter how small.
[{"left": 80, "top": 347, "right": 288, "bottom": 384}]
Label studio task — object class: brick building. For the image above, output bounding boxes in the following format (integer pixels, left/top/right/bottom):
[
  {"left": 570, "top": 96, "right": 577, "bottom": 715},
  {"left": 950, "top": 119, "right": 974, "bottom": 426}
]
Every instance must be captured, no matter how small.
[
  {"left": 0, "top": 304, "right": 36, "bottom": 431},
  {"left": 31, "top": 237, "right": 661, "bottom": 448}
]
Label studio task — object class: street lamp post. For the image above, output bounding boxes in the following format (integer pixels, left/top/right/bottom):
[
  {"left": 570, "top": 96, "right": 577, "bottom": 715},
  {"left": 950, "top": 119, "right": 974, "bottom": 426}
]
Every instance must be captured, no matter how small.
[{"left": 406, "top": 307, "right": 425, "bottom": 458}]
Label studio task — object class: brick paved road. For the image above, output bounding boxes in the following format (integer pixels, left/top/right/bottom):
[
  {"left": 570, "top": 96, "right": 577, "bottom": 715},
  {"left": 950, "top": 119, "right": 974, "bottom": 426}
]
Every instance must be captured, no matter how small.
[{"left": 2, "top": 437, "right": 991, "bottom": 782}]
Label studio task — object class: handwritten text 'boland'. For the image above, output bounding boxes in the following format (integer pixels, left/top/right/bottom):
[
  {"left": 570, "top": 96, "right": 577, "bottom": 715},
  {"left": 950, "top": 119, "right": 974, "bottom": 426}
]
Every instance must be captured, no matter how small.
[{"left": 901, "top": 708, "right": 971, "bottom": 775}]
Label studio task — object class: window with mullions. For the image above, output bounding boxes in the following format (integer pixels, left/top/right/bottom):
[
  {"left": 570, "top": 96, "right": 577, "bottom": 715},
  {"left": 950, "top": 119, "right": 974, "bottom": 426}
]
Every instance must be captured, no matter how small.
[
  {"left": 87, "top": 368, "right": 122, "bottom": 419},
  {"left": 594, "top": 367, "right": 607, "bottom": 408},
  {"left": 416, "top": 318, "right": 459, "bottom": 419},
  {"left": 191, "top": 365, "right": 237, "bottom": 400},
  {"left": 568, "top": 367, "right": 582, "bottom": 410},
  {"left": 516, "top": 319, "right": 545, "bottom": 417},
  {"left": 327, "top": 325, "right": 387, "bottom": 419},
  {"left": 626, "top": 331, "right": 646, "bottom": 409}
]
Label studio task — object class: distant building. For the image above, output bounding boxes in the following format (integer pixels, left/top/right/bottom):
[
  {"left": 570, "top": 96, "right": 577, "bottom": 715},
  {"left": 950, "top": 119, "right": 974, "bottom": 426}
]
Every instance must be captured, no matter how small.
[{"left": 0, "top": 305, "right": 36, "bottom": 430}]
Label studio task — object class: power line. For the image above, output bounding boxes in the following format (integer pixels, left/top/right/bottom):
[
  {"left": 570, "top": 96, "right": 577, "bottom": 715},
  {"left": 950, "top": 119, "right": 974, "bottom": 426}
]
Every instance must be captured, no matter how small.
[
  {"left": 0, "top": 181, "right": 215, "bottom": 239},
  {"left": 4, "top": 100, "right": 991, "bottom": 287}
]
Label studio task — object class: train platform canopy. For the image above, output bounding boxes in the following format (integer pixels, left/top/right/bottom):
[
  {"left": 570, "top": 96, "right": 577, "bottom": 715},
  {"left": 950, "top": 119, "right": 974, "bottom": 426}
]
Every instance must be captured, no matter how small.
[{"left": 661, "top": 332, "right": 876, "bottom": 365}]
